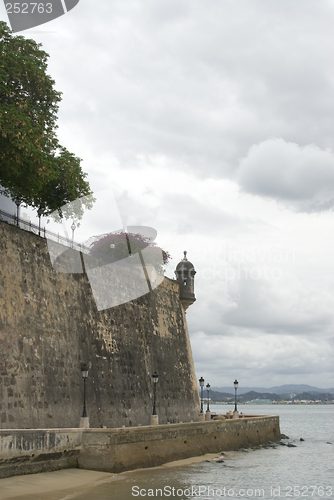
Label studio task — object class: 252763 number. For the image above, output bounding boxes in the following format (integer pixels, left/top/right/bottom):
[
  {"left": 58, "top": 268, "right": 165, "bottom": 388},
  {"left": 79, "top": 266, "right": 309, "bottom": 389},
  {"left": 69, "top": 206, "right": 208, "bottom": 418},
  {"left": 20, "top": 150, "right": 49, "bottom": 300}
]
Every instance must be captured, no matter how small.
[
  {"left": 5, "top": 3, "right": 52, "bottom": 14},
  {"left": 285, "top": 485, "right": 333, "bottom": 497}
]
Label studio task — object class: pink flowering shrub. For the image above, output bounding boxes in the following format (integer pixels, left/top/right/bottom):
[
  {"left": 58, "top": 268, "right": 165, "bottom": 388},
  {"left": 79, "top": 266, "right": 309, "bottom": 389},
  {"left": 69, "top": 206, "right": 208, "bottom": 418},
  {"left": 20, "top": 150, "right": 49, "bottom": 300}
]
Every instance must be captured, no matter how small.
[{"left": 90, "top": 231, "right": 171, "bottom": 273}]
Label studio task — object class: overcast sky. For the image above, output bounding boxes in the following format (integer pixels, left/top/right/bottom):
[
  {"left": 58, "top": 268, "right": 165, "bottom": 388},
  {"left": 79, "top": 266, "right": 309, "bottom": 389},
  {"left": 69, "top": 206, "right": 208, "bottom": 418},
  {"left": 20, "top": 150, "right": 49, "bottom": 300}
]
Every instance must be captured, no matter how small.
[{"left": 2, "top": 0, "right": 334, "bottom": 389}]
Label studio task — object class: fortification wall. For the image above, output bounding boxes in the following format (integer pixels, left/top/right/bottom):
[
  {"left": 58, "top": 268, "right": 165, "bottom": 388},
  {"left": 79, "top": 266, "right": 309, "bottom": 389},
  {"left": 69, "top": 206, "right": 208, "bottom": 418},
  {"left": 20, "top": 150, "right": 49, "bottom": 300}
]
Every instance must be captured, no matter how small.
[
  {"left": 0, "top": 416, "right": 280, "bottom": 478},
  {"left": 0, "top": 428, "right": 81, "bottom": 478},
  {"left": 0, "top": 221, "right": 199, "bottom": 429},
  {"left": 78, "top": 416, "right": 280, "bottom": 473}
]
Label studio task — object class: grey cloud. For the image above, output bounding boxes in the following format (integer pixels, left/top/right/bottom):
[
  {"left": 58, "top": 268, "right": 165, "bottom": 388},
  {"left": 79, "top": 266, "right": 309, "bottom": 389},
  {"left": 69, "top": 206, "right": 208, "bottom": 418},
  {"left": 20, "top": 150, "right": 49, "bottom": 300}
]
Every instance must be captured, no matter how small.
[
  {"left": 16, "top": 0, "right": 334, "bottom": 388},
  {"left": 237, "top": 139, "right": 334, "bottom": 212},
  {"left": 186, "top": 269, "right": 334, "bottom": 339},
  {"left": 32, "top": 0, "right": 334, "bottom": 178},
  {"left": 159, "top": 193, "right": 269, "bottom": 236},
  {"left": 191, "top": 330, "right": 334, "bottom": 388},
  {"left": 223, "top": 275, "right": 334, "bottom": 335},
  {"left": 111, "top": 187, "right": 270, "bottom": 241}
]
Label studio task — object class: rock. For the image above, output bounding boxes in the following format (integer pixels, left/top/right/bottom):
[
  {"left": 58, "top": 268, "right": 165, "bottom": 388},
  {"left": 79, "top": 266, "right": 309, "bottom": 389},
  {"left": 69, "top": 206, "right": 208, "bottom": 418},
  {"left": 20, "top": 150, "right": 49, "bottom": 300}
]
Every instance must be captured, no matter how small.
[
  {"left": 326, "top": 442, "right": 332, "bottom": 445},
  {"left": 287, "top": 443, "right": 297, "bottom": 447},
  {"left": 300, "top": 438, "right": 305, "bottom": 441},
  {"left": 280, "top": 434, "right": 289, "bottom": 439}
]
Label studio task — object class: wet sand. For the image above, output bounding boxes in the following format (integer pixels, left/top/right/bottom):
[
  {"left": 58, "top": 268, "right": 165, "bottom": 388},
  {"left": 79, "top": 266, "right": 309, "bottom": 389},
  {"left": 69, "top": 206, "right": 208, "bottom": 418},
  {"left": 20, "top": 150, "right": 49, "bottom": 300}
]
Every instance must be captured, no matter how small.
[{"left": 0, "top": 453, "right": 226, "bottom": 500}]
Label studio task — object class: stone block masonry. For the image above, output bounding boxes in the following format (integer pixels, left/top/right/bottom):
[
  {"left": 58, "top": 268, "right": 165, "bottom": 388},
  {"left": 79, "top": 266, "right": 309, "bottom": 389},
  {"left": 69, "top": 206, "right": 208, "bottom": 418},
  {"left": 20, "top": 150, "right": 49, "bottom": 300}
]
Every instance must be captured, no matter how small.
[
  {"left": 78, "top": 416, "right": 280, "bottom": 473},
  {"left": 0, "top": 428, "right": 82, "bottom": 478},
  {"left": 0, "top": 221, "right": 199, "bottom": 429},
  {"left": 0, "top": 220, "right": 281, "bottom": 480},
  {"left": 0, "top": 416, "right": 280, "bottom": 478}
]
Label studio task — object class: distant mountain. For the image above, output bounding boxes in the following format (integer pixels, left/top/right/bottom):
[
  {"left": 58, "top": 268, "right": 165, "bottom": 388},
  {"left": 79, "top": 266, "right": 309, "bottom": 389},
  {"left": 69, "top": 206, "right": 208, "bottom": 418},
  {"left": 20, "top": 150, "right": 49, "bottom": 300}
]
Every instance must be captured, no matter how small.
[
  {"left": 239, "top": 391, "right": 283, "bottom": 402},
  {"left": 293, "top": 392, "right": 334, "bottom": 401},
  {"left": 267, "top": 384, "right": 333, "bottom": 395},
  {"left": 209, "top": 390, "right": 281, "bottom": 402},
  {"left": 212, "top": 387, "right": 266, "bottom": 395},
  {"left": 209, "top": 389, "right": 334, "bottom": 403},
  {"left": 211, "top": 384, "right": 334, "bottom": 396},
  {"left": 209, "top": 390, "right": 234, "bottom": 401}
]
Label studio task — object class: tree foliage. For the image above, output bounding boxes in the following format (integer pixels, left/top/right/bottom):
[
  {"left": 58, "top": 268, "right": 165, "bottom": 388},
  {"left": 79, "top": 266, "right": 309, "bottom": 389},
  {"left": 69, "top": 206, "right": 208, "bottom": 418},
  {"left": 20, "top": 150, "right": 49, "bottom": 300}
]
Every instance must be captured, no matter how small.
[
  {"left": 0, "top": 21, "right": 93, "bottom": 218},
  {"left": 90, "top": 232, "right": 171, "bottom": 273}
]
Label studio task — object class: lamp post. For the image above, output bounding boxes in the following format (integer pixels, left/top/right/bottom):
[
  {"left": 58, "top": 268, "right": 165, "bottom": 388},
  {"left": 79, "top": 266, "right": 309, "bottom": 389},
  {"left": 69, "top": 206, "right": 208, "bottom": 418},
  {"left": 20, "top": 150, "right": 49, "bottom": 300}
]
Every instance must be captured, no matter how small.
[
  {"left": 81, "top": 364, "right": 89, "bottom": 418},
  {"left": 205, "top": 382, "right": 212, "bottom": 421},
  {"left": 152, "top": 372, "right": 158, "bottom": 415},
  {"left": 199, "top": 377, "right": 204, "bottom": 413},
  {"left": 206, "top": 383, "right": 210, "bottom": 412},
  {"left": 71, "top": 221, "right": 76, "bottom": 248},
  {"left": 37, "top": 207, "right": 43, "bottom": 236},
  {"left": 234, "top": 379, "right": 239, "bottom": 412},
  {"left": 15, "top": 197, "right": 20, "bottom": 226},
  {"left": 150, "top": 372, "right": 159, "bottom": 425}
]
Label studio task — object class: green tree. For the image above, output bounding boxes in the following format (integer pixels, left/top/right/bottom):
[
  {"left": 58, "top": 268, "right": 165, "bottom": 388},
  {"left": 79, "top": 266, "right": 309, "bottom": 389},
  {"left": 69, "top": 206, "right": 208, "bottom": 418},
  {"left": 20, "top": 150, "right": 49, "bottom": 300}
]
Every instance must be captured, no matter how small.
[
  {"left": 0, "top": 21, "right": 93, "bottom": 218},
  {"left": 90, "top": 232, "right": 171, "bottom": 273}
]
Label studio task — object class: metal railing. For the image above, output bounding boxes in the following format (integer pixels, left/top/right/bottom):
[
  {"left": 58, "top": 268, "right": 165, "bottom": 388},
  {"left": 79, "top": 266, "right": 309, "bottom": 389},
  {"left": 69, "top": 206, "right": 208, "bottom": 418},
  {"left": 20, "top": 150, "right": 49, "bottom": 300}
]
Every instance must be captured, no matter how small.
[
  {"left": 0, "top": 208, "right": 169, "bottom": 280},
  {"left": 0, "top": 208, "right": 90, "bottom": 254}
]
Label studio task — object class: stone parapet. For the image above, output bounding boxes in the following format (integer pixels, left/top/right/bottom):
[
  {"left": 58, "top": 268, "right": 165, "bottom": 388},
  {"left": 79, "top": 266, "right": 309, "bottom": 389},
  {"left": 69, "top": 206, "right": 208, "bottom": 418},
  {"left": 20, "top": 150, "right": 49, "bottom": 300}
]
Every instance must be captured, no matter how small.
[
  {"left": 79, "top": 416, "right": 280, "bottom": 473},
  {"left": 0, "top": 429, "right": 82, "bottom": 479},
  {"left": 0, "top": 415, "right": 280, "bottom": 478}
]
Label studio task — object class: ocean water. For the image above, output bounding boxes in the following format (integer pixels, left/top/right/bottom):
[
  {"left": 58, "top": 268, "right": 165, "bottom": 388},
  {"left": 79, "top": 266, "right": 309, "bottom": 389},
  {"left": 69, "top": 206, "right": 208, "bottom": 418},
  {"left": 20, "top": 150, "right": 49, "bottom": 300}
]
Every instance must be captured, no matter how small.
[
  {"left": 3, "top": 405, "right": 333, "bottom": 500},
  {"left": 62, "top": 404, "right": 334, "bottom": 500}
]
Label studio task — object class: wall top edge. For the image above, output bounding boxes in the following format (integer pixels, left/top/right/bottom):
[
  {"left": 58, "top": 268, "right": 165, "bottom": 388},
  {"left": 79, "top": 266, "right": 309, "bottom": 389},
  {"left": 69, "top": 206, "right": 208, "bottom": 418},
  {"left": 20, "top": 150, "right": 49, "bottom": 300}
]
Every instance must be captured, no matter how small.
[
  {"left": 0, "top": 416, "right": 279, "bottom": 435},
  {"left": 0, "top": 428, "right": 84, "bottom": 433}
]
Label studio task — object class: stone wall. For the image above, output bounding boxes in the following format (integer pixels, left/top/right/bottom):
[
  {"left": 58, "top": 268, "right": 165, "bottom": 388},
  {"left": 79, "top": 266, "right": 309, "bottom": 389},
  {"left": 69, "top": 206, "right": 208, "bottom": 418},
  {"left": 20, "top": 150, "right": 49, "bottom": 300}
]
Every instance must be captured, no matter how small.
[
  {"left": 0, "top": 416, "right": 280, "bottom": 478},
  {"left": 79, "top": 416, "right": 281, "bottom": 473},
  {"left": 0, "top": 428, "right": 81, "bottom": 478},
  {"left": 0, "top": 221, "right": 199, "bottom": 429}
]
